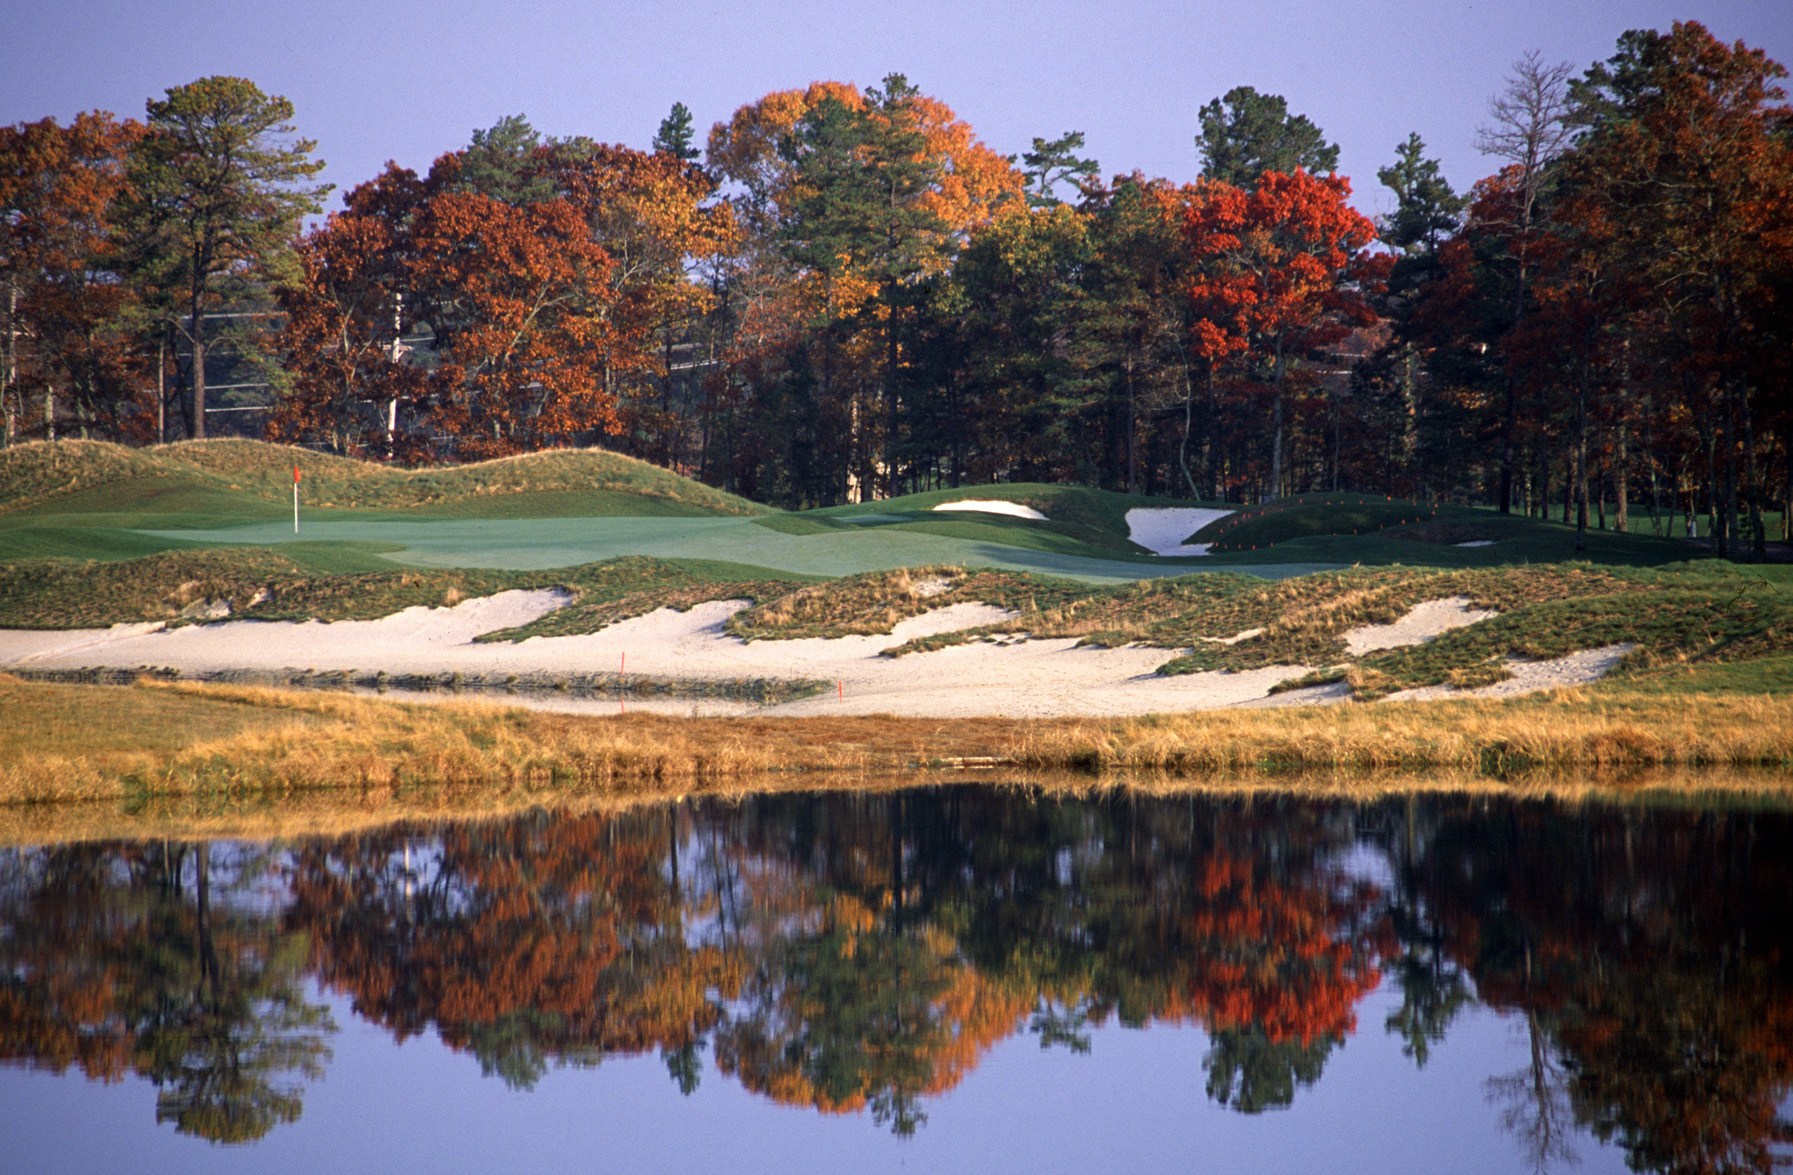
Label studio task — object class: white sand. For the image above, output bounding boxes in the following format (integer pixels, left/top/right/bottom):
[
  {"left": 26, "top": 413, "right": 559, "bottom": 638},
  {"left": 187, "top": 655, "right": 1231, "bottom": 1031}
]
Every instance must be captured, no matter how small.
[
  {"left": 0, "top": 590, "right": 1630, "bottom": 717},
  {"left": 1384, "top": 645, "right": 1638, "bottom": 701},
  {"left": 930, "top": 500, "right": 1048, "bottom": 520},
  {"left": 1344, "top": 597, "right": 1496, "bottom": 655},
  {"left": 1125, "top": 508, "right": 1234, "bottom": 556}
]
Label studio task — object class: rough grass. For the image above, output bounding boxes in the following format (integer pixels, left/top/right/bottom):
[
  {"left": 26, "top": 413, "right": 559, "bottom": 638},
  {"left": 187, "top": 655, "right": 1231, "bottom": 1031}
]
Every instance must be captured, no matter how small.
[
  {"left": 4, "top": 543, "right": 1786, "bottom": 706},
  {"left": 0, "top": 438, "right": 769, "bottom": 520},
  {"left": 727, "top": 565, "right": 1086, "bottom": 641},
  {"left": 0, "top": 551, "right": 810, "bottom": 632},
  {"left": 2, "top": 675, "right": 1788, "bottom": 825},
  {"left": 870, "top": 562, "right": 1792, "bottom": 699}
]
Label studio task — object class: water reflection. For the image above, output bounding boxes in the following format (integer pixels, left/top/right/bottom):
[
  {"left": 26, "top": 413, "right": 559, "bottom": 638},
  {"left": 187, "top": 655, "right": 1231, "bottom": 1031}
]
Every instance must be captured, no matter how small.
[{"left": 2, "top": 789, "right": 1790, "bottom": 1170}]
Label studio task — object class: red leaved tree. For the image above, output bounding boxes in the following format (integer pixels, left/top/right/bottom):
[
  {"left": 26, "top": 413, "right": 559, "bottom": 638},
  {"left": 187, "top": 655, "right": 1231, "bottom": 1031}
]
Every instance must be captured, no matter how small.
[{"left": 1184, "top": 170, "right": 1378, "bottom": 499}]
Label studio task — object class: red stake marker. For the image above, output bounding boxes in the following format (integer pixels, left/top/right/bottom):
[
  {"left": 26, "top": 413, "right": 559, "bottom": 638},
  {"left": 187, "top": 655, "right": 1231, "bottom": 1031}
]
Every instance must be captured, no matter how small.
[{"left": 838, "top": 680, "right": 843, "bottom": 700}]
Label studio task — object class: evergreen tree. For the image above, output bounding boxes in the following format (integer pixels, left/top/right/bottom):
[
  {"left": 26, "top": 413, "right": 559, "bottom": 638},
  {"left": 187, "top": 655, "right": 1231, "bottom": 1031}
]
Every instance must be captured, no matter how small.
[
  {"left": 122, "top": 76, "right": 328, "bottom": 438},
  {"left": 1377, "top": 133, "right": 1464, "bottom": 254},
  {"left": 652, "top": 102, "right": 700, "bottom": 163},
  {"left": 1195, "top": 86, "right": 1339, "bottom": 187}
]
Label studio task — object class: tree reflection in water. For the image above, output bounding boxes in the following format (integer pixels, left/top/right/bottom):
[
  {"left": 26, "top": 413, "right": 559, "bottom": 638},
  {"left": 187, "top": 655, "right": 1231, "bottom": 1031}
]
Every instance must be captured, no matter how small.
[
  {"left": 1, "top": 789, "right": 1789, "bottom": 1171},
  {"left": 0, "top": 841, "right": 332, "bottom": 1143}
]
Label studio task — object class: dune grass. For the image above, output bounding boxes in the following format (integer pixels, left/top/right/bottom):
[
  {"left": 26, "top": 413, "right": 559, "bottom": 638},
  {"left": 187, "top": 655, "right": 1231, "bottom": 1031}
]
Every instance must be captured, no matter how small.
[{"left": 1, "top": 672, "right": 1788, "bottom": 829}]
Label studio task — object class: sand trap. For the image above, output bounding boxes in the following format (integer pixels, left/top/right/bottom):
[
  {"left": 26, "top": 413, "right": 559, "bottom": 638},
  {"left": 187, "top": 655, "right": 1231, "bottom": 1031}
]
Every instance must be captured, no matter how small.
[
  {"left": 930, "top": 500, "right": 1047, "bottom": 520},
  {"left": 0, "top": 589, "right": 1632, "bottom": 718},
  {"left": 1454, "top": 540, "right": 1496, "bottom": 548},
  {"left": 1385, "top": 644, "right": 1638, "bottom": 701},
  {"left": 1344, "top": 597, "right": 1497, "bottom": 655},
  {"left": 1125, "top": 508, "right": 1234, "bottom": 556}
]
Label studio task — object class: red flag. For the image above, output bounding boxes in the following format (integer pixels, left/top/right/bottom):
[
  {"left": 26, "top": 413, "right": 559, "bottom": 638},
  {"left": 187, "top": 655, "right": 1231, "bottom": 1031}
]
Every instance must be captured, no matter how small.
[{"left": 294, "top": 465, "right": 301, "bottom": 485}]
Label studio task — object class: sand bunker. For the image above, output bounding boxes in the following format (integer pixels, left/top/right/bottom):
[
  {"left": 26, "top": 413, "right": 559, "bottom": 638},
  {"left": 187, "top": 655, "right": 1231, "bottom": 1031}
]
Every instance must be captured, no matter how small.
[
  {"left": 1344, "top": 597, "right": 1497, "bottom": 655},
  {"left": 0, "top": 589, "right": 1632, "bottom": 718},
  {"left": 1125, "top": 508, "right": 1234, "bottom": 556},
  {"left": 930, "top": 500, "right": 1048, "bottom": 520},
  {"left": 1384, "top": 645, "right": 1638, "bottom": 701}
]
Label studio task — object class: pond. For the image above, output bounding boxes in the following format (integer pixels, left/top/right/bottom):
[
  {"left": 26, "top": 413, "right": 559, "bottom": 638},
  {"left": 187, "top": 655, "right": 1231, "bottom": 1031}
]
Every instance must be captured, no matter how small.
[{"left": 2, "top": 787, "right": 1790, "bottom": 1173}]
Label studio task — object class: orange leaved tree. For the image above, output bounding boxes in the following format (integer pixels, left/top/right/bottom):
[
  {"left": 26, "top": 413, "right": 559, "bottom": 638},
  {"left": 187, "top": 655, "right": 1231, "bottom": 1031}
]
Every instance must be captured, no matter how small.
[{"left": 1184, "top": 170, "right": 1378, "bottom": 498}]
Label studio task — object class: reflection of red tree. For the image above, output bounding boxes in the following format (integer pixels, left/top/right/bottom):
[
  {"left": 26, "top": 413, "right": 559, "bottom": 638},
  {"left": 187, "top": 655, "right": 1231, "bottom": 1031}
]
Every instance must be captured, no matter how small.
[
  {"left": 288, "top": 814, "right": 741, "bottom": 1067},
  {"left": 1180, "top": 854, "right": 1384, "bottom": 1044}
]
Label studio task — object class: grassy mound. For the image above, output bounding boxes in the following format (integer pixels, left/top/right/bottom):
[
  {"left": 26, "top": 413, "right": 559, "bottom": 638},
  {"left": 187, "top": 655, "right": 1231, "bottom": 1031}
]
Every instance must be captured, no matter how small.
[
  {"left": 795, "top": 483, "right": 1226, "bottom": 557},
  {"left": 1189, "top": 493, "right": 1697, "bottom": 569},
  {"left": 1196, "top": 493, "right": 1444, "bottom": 551},
  {"left": 0, "top": 549, "right": 812, "bottom": 631},
  {"left": 0, "top": 439, "right": 769, "bottom": 521}
]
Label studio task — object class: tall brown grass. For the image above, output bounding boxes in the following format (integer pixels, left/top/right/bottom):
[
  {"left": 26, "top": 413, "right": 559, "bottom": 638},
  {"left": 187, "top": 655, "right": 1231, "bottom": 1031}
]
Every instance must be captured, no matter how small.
[{"left": 3, "top": 677, "right": 1789, "bottom": 807}]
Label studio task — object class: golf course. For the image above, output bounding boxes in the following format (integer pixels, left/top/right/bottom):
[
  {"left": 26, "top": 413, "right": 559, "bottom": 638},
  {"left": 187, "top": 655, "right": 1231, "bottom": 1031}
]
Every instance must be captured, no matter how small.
[{"left": 2, "top": 437, "right": 1790, "bottom": 828}]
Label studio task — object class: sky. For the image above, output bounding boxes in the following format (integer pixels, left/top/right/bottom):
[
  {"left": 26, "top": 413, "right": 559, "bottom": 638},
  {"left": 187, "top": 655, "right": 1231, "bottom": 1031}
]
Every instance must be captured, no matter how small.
[{"left": 4, "top": 0, "right": 1791, "bottom": 223}]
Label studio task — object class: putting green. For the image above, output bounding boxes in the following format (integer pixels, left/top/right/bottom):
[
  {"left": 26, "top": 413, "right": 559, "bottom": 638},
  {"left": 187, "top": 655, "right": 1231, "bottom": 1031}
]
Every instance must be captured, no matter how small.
[{"left": 138, "top": 516, "right": 1340, "bottom": 583}]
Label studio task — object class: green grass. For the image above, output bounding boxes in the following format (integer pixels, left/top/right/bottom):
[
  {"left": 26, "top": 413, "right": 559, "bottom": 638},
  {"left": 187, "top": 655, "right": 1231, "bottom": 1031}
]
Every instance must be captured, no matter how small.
[
  {"left": 821, "top": 482, "right": 1219, "bottom": 547},
  {"left": 0, "top": 438, "right": 769, "bottom": 523},
  {"left": 1186, "top": 496, "right": 1701, "bottom": 569}
]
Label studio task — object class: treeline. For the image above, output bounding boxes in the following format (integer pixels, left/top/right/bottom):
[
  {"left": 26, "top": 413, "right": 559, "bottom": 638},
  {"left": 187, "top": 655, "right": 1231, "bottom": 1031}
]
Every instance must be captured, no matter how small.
[{"left": 2, "top": 21, "right": 1789, "bottom": 555}]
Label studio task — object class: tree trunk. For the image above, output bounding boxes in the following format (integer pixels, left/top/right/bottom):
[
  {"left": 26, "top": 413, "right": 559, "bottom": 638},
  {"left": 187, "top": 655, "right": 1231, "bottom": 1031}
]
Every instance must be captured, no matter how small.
[
  {"left": 1126, "top": 356, "right": 1139, "bottom": 495},
  {"left": 1499, "top": 373, "right": 1518, "bottom": 514},
  {"left": 2, "top": 281, "right": 15, "bottom": 449},
  {"left": 1703, "top": 411, "right": 1719, "bottom": 553},
  {"left": 1269, "top": 336, "right": 1287, "bottom": 501},
  {"left": 1574, "top": 384, "right": 1588, "bottom": 551},
  {"left": 1178, "top": 365, "right": 1199, "bottom": 500},
  {"left": 1723, "top": 384, "right": 1740, "bottom": 562},
  {"left": 188, "top": 287, "right": 207, "bottom": 440},
  {"left": 1563, "top": 445, "right": 1572, "bottom": 526},
  {"left": 1740, "top": 375, "right": 1764, "bottom": 562},
  {"left": 1615, "top": 417, "right": 1629, "bottom": 533}
]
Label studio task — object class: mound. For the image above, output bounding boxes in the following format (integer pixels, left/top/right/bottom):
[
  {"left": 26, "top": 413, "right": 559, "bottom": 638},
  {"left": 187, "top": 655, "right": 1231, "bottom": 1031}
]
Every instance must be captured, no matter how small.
[
  {"left": 1, "top": 438, "right": 768, "bottom": 519},
  {"left": 1196, "top": 494, "right": 1439, "bottom": 552}
]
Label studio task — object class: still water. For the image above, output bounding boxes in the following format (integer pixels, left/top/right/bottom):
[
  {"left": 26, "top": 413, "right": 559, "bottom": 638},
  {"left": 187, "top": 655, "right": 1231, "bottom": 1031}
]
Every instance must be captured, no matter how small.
[{"left": 2, "top": 787, "right": 1789, "bottom": 1174}]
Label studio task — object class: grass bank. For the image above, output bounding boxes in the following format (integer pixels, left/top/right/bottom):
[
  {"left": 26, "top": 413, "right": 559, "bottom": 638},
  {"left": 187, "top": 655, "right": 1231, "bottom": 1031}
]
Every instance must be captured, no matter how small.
[{"left": 4, "top": 673, "right": 1788, "bottom": 814}]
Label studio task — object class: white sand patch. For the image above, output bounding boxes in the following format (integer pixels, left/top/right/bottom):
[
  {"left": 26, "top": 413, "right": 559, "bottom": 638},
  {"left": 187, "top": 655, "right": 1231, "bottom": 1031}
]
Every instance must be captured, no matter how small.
[
  {"left": 1343, "top": 596, "right": 1497, "bottom": 656},
  {"left": 1125, "top": 507, "right": 1234, "bottom": 556},
  {"left": 1454, "top": 540, "right": 1496, "bottom": 548},
  {"left": 1384, "top": 644, "right": 1638, "bottom": 701},
  {"left": 930, "top": 499, "right": 1047, "bottom": 520},
  {"left": 1, "top": 589, "right": 573, "bottom": 676},
  {"left": 5, "top": 621, "right": 169, "bottom": 664},
  {"left": 0, "top": 590, "right": 1327, "bottom": 718},
  {"left": 1199, "top": 627, "right": 1263, "bottom": 646}
]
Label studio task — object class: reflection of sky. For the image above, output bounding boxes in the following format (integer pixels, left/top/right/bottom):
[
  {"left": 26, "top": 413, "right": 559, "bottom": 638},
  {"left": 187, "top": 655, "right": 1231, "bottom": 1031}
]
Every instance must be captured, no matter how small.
[{"left": 0, "top": 977, "right": 1633, "bottom": 1174}]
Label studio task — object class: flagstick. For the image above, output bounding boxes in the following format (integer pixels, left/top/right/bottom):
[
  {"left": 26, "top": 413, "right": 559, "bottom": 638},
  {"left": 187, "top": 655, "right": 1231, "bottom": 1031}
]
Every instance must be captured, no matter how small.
[{"left": 293, "top": 465, "right": 300, "bottom": 534}]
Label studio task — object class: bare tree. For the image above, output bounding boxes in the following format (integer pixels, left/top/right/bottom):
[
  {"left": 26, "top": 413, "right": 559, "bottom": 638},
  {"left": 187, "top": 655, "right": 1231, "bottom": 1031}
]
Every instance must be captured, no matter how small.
[{"left": 1475, "top": 52, "right": 1577, "bottom": 515}]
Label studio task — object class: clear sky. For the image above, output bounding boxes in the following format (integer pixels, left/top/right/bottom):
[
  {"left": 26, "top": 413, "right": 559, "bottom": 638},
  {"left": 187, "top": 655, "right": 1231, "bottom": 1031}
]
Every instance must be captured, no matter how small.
[{"left": 4, "top": 0, "right": 1790, "bottom": 221}]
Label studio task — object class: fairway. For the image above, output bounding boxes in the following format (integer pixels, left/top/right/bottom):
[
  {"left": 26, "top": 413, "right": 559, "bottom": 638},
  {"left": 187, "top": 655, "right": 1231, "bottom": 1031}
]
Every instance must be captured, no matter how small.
[{"left": 135, "top": 514, "right": 1340, "bottom": 582}]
